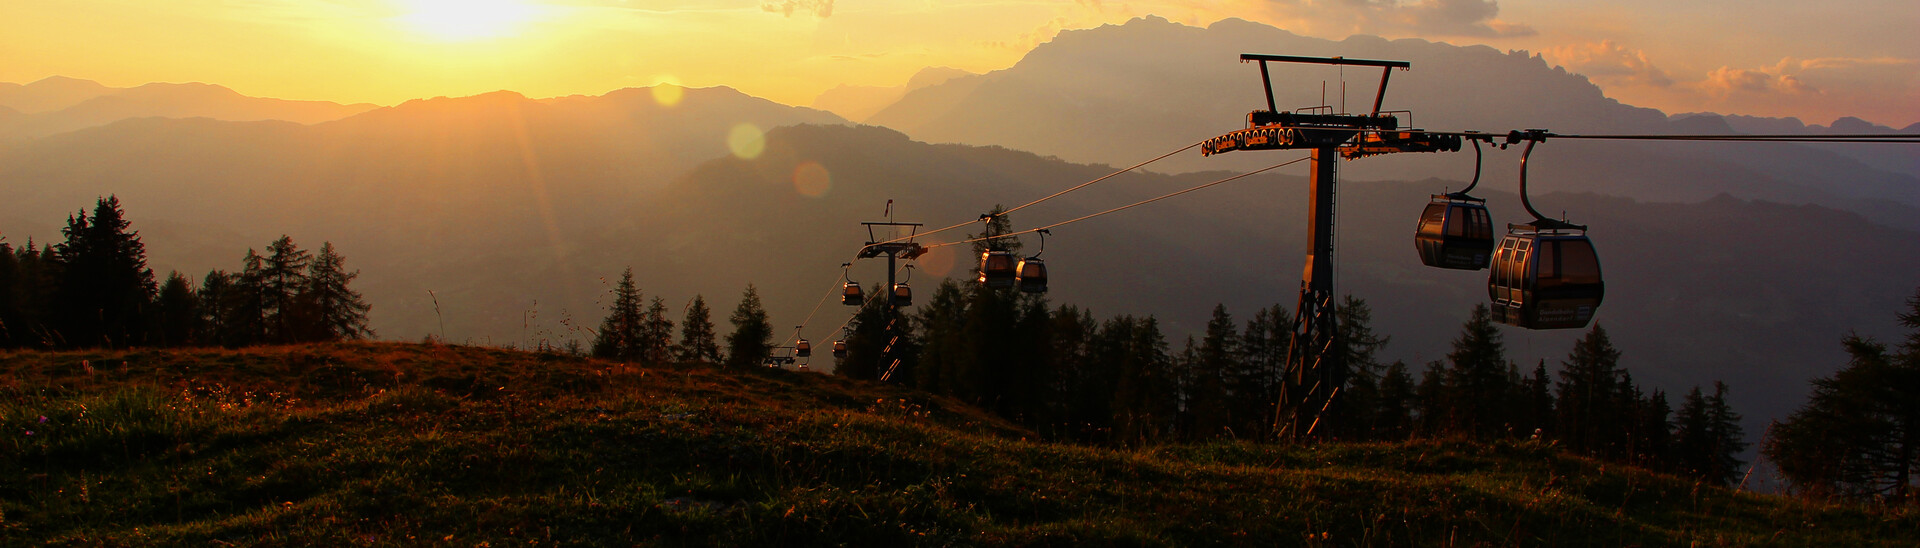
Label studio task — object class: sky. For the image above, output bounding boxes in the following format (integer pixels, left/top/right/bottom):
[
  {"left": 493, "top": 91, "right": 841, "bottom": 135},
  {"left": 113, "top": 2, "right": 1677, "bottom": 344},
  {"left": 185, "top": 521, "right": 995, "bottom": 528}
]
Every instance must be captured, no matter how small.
[{"left": 3, "top": 0, "right": 1915, "bottom": 127}]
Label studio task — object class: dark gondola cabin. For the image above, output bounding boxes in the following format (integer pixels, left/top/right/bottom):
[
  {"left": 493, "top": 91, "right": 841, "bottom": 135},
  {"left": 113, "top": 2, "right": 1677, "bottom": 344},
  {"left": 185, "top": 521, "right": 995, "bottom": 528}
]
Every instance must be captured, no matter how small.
[
  {"left": 795, "top": 339, "right": 812, "bottom": 358},
  {"left": 1415, "top": 194, "right": 1494, "bottom": 270},
  {"left": 1016, "top": 257, "right": 1048, "bottom": 293},
  {"left": 1488, "top": 225, "right": 1604, "bottom": 329},
  {"left": 892, "top": 283, "right": 913, "bottom": 307},
  {"left": 979, "top": 250, "right": 1017, "bottom": 289},
  {"left": 831, "top": 339, "right": 848, "bottom": 359},
  {"left": 842, "top": 282, "right": 864, "bottom": 305}
]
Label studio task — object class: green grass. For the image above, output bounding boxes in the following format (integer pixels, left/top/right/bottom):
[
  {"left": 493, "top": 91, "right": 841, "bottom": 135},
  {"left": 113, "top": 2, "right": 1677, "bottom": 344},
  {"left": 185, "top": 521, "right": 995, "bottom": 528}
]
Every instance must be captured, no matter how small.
[{"left": 1, "top": 342, "right": 1913, "bottom": 546}]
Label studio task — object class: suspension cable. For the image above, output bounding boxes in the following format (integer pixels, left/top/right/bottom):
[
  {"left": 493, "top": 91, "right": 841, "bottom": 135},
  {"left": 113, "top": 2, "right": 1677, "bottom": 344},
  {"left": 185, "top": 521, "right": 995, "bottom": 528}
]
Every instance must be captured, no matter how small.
[
  {"left": 857, "top": 137, "right": 1210, "bottom": 254},
  {"left": 927, "top": 156, "right": 1312, "bottom": 249}
]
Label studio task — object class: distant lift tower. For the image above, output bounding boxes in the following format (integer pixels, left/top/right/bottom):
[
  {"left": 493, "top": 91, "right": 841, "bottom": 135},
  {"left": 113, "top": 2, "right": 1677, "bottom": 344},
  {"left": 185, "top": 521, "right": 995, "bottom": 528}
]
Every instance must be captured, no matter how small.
[
  {"left": 1202, "top": 54, "right": 1461, "bottom": 442},
  {"left": 857, "top": 221, "right": 926, "bottom": 380}
]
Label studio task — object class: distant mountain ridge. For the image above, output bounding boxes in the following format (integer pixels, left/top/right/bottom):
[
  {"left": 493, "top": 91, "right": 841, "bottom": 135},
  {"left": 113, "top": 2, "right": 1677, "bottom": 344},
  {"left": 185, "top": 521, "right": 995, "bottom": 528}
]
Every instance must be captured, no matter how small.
[{"left": 0, "top": 77, "right": 379, "bottom": 139}]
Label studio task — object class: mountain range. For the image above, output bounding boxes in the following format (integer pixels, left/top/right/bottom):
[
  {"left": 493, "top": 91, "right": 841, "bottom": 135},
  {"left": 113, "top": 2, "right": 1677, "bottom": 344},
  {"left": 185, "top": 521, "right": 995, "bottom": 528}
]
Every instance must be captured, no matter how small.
[
  {"left": 868, "top": 17, "right": 1920, "bottom": 229},
  {"left": 0, "top": 76, "right": 378, "bottom": 139},
  {"left": 3, "top": 17, "right": 1917, "bottom": 444}
]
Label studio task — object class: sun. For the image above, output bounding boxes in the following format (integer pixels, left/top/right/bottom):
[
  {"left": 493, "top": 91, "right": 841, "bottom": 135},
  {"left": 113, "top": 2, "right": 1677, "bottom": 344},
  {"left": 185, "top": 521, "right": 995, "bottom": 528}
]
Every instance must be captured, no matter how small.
[{"left": 399, "top": 0, "right": 541, "bottom": 42}]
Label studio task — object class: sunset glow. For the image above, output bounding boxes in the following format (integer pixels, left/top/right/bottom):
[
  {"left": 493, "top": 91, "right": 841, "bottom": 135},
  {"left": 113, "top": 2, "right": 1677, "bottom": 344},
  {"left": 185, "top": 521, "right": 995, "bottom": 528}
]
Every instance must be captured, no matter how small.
[{"left": 398, "top": 0, "right": 541, "bottom": 42}]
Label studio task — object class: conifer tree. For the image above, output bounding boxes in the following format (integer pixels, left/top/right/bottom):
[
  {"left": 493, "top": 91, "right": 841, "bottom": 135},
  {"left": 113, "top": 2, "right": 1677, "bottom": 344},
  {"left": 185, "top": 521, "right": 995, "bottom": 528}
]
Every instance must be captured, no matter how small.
[
  {"left": 674, "top": 295, "right": 721, "bottom": 363},
  {"left": 913, "top": 280, "right": 970, "bottom": 393},
  {"left": 1332, "top": 296, "right": 1389, "bottom": 439},
  {"left": 1048, "top": 304, "right": 1099, "bottom": 440},
  {"left": 1185, "top": 304, "right": 1236, "bottom": 439},
  {"left": 152, "top": 271, "right": 201, "bottom": 346},
  {"left": 1375, "top": 360, "right": 1417, "bottom": 439},
  {"left": 1233, "top": 304, "right": 1291, "bottom": 438},
  {"left": 592, "top": 269, "right": 645, "bottom": 360},
  {"left": 1557, "top": 324, "right": 1625, "bottom": 456},
  {"left": 52, "top": 196, "right": 156, "bottom": 347},
  {"left": 839, "top": 284, "right": 897, "bottom": 380},
  {"left": 301, "top": 242, "right": 373, "bottom": 341},
  {"left": 0, "top": 240, "right": 17, "bottom": 348},
  {"left": 261, "top": 236, "right": 311, "bottom": 343},
  {"left": 1675, "top": 383, "right": 1747, "bottom": 485},
  {"left": 723, "top": 284, "right": 773, "bottom": 369},
  {"left": 1104, "top": 315, "right": 1175, "bottom": 445},
  {"left": 1414, "top": 360, "right": 1450, "bottom": 436},
  {"left": 1446, "top": 304, "right": 1511, "bottom": 439},
  {"left": 639, "top": 296, "right": 675, "bottom": 365},
  {"left": 1766, "top": 290, "right": 1918, "bottom": 501},
  {"left": 197, "top": 270, "right": 238, "bottom": 347}
]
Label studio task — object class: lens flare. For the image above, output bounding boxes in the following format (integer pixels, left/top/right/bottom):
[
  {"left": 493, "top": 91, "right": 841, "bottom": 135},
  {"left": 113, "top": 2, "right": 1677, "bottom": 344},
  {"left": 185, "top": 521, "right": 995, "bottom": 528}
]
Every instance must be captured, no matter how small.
[
  {"left": 728, "top": 123, "right": 765, "bottom": 159},
  {"left": 793, "top": 161, "right": 831, "bottom": 197},
  {"left": 917, "top": 244, "right": 956, "bottom": 278},
  {"left": 651, "top": 76, "right": 683, "bottom": 107}
]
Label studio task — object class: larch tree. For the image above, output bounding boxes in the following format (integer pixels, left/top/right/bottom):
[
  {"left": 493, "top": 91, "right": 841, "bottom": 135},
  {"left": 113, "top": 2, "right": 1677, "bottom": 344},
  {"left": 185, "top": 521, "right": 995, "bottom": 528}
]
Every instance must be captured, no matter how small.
[
  {"left": 262, "top": 236, "right": 311, "bottom": 343},
  {"left": 302, "top": 242, "right": 374, "bottom": 341},
  {"left": 1765, "top": 289, "right": 1920, "bottom": 501}
]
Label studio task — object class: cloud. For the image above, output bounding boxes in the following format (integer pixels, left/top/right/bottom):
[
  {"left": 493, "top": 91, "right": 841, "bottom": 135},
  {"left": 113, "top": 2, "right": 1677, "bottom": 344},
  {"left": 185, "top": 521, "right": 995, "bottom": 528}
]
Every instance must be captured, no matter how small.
[
  {"left": 761, "top": 0, "right": 831, "bottom": 18},
  {"left": 982, "top": 17, "right": 1070, "bottom": 51},
  {"left": 1696, "top": 66, "right": 1814, "bottom": 96},
  {"left": 1269, "top": 0, "right": 1535, "bottom": 38},
  {"left": 1546, "top": 40, "right": 1673, "bottom": 88}
]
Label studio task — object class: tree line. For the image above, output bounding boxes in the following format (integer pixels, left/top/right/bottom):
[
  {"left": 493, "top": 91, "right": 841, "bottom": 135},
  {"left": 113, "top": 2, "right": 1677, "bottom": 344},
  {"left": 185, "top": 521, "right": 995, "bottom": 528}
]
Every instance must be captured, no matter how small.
[
  {"left": 585, "top": 238, "right": 1747, "bottom": 489},
  {"left": 0, "top": 197, "right": 373, "bottom": 349},
  {"left": 1764, "top": 288, "right": 1920, "bottom": 503}
]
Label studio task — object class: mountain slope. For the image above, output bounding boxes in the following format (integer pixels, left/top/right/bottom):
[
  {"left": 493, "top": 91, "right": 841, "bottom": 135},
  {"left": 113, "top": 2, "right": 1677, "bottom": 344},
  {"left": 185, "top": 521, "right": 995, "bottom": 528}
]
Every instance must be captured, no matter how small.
[
  {"left": 5, "top": 343, "right": 1913, "bottom": 545},
  {"left": 866, "top": 17, "right": 1920, "bottom": 228}
]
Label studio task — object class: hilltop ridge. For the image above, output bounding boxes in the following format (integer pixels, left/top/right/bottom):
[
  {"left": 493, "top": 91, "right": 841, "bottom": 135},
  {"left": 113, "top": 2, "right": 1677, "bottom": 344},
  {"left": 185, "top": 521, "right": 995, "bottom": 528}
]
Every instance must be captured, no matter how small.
[{"left": 3, "top": 342, "right": 1914, "bottom": 545}]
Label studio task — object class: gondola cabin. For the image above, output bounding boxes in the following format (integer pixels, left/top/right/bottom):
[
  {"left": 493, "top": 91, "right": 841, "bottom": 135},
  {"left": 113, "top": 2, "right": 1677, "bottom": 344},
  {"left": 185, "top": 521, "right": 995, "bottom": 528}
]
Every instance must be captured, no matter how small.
[
  {"left": 842, "top": 282, "right": 864, "bottom": 305},
  {"left": 979, "top": 250, "right": 1017, "bottom": 289},
  {"left": 892, "top": 283, "right": 913, "bottom": 307},
  {"left": 832, "top": 339, "right": 848, "bottom": 359},
  {"left": 1487, "top": 226, "right": 1604, "bottom": 329},
  {"left": 1415, "top": 194, "right": 1494, "bottom": 270},
  {"left": 1016, "top": 257, "right": 1048, "bottom": 293},
  {"left": 795, "top": 339, "right": 812, "bottom": 358}
]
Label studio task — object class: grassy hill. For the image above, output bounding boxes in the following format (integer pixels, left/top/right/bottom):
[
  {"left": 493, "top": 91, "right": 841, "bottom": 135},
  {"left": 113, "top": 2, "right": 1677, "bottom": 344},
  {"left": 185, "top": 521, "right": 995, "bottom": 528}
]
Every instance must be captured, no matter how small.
[{"left": 2, "top": 343, "right": 1913, "bottom": 545}]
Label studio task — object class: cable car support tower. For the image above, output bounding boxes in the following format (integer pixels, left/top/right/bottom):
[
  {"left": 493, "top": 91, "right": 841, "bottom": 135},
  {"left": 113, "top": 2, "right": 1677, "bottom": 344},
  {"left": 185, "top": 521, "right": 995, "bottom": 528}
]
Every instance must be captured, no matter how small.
[
  {"left": 857, "top": 220, "right": 926, "bottom": 380},
  {"left": 1202, "top": 54, "right": 1461, "bottom": 442}
]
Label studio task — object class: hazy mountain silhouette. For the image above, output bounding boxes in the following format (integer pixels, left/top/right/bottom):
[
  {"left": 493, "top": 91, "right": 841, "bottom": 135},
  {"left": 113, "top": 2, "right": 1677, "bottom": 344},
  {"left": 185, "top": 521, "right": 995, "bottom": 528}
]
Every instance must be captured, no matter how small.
[
  {"left": 0, "top": 76, "right": 116, "bottom": 113},
  {"left": 1675, "top": 113, "right": 1920, "bottom": 179},
  {"left": 812, "top": 67, "right": 975, "bottom": 122},
  {"left": 0, "top": 78, "right": 379, "bottom": 139},
  {"left": 867, "top": 17, "right": 1920, "bottom": 229}
]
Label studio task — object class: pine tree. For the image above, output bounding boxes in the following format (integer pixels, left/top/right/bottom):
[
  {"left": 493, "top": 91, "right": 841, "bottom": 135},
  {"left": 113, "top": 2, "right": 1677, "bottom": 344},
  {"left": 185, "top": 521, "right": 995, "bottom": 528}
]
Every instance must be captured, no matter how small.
[
  {"left": 1375, "top": 360, "right": 1416, "bottom": 440},
  {"left": 1332, "top": 296, "right": 1389, "bottom": 439},
  {"left": 1233, "top": 304, "right": 1291, "bottom": 439},
  {"left": 1104, "top": 315, "right": 1175, "bottom": 446},
  {"left": 592, "top": 269, "right": 645, "bottom": 360},
  {"left": 639, "top": 296, "right": 675, "bottom": 365},
  {"left": 723, "top": 284, "right": 773, "bottom": 369},
  {"left": 261, "top": 236, "right": 311, "bottom": 343},
  {"left": 674, "top": 295, "right": 721, "bottom": 363},
  {"left": 1675, "top": 383, "right": 1747, "bottom": 485},
  {"left": 152, "top": 271, "right": 201, "bottom": 346},
  {"left": 52, "top": 196, "right": 157, "bottom": 347},
  {"left": 1520, "top": 361, "right": 1556, "bottom": 439},
  {"left": 1048, "top": 304, "right": 1100, "bottom": 441},
  {"left": 301, "top": 242, "right": 373, "bottom": 341},
  {"left": 0, "top": 240, "right": 17, "bottom": 348},
  {"left": 1414, "top": 360, "right": 1450, "bottom": 436},
  {"left": 838, "top": 284, "right": 896, "bottom": 380},
  {"left": 1185, "top": 304, "right": 1236, "bottom": 439},
  {"left": 1446, "top": 304, "right": 1511, "bottom": 439},
  {"left": 197, "top": 270, "right": 238, "bottom": 347},
  {"left": 1556, "top": 324, "right": 1624, "bottom": 456},
  {"left": 913, "top": 280, "right": 970, "bottom": 394}
]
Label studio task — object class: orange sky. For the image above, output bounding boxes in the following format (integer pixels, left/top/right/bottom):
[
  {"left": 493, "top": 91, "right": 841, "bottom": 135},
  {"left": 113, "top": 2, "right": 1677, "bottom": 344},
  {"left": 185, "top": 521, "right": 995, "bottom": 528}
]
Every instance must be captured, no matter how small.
[{"left": 4, "top": 0, "right": 1915, "bottom": 127}]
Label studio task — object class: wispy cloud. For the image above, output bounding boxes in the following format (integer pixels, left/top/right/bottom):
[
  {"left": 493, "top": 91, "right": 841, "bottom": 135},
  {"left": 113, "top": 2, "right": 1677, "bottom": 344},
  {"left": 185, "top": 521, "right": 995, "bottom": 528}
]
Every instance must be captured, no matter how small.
[
  {"left": 1546, "top": 40, "right": 1673, "bottom": 88},
  {"left": 1253, "top": 0, "right": 1535, "bottom": 38}
]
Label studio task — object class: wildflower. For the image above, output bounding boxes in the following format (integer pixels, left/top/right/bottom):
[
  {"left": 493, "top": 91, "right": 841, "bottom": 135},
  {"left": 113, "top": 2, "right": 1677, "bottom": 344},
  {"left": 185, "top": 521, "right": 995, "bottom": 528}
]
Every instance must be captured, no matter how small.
[
  {"left": 24, "top": 430, "right": 32, "bottom": 436},
  {"left": 39, "top": 416, "right": 48, "bottom": 423}
]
